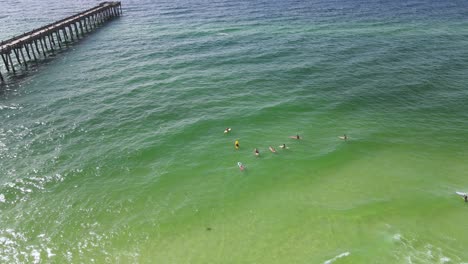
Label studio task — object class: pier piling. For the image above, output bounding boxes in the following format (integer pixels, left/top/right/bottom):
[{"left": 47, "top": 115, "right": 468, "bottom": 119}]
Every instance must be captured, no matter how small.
[{"left": 0, "top": 1, "right": 122, "bottom": 83}]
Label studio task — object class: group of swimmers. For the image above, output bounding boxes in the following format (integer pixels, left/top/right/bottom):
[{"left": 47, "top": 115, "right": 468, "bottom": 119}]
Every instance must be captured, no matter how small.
[
  {"left": 228, "top": 127, "right": 468, "bottom": 203},
  {"left": 230, "top": 129, "right": 299, "bottom": 155},
  {"left": 225, "top": 127, "right": 348, "bottom": 170}
]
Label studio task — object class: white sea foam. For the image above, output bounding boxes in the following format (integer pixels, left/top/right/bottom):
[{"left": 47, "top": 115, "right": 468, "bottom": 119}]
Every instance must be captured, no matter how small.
[
  {"left": 66, "top": 251, "right": 73, "bottom": 262},
  {"left": 31, "top": 249, "right": 41, "bottom": 263},
  {"left": 440, "top": 257, "right": 451, "bottom": 263},
  {"left": 407, "top": 256, "right": 413, "bottom": 263},
  {"left": 47, "top": 248, "right": 56, "bottom": 258},
  {"left": 391, "top": 231, "right": 463, "bottom": 264},
  {"left": 0, "top": 170, "right": 70, "bottom": 206},
  {"left": 0, "top": 228, "right": 29, "bottom": 263},
  {"left": 0, "top": 104, "right": 21, "bottom": 110},
  {"left": 0, "top": 228, "right": 63, "bottom": 263},
  {"left": 323, "top": 252, "right": 350, "bottom": 264}
]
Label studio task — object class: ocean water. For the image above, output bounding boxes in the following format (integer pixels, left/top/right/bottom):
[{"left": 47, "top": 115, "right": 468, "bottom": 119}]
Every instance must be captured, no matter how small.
[{"left": 1, "top": 0, "right": 468, "bottom": 263}]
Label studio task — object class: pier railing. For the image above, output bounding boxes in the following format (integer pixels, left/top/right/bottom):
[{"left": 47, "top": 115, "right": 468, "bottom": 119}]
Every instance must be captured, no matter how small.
[{"left": 0, "top": 1, "right": 122, "bottom": 82}]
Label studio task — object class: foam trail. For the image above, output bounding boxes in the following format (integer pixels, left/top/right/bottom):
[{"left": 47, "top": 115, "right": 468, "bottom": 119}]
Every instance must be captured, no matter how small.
[{"left": 324, "top": 252, "right": 350, "bottom": 264}]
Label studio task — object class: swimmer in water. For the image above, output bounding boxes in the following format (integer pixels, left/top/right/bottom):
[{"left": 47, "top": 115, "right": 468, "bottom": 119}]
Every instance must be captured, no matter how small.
[
  {"left": 224, "top": 128, "right": 231, "bottom": 134},
  {"left": 254, "top": 148, "right": 259, "bottom": 156},
  {"left": 269, "top": 146, "right": 276, "bottom": 153},
  {"left": 235, "top": 140, "right": 239, "bottom": 149},
  {"left": 238, "top": 162, "right": 245, "bottom": 171},
  {"left": 289, "top": 134, "right": 301, "bottom": 140}
]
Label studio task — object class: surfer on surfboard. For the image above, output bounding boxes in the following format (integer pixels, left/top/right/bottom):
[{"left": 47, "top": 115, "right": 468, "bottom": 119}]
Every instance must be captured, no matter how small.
[
  {"left": 279, "top": 144, "right": 288, "bottom": 149},
  {"left": 235, "top": 140, "right": 239, "bottom": 149},
  {"left": 269, "top": 146, "right": 276, "bottom": 153},
  {"left": 224, "top": 128, "right": 231, "bottom": 134},
  {"left": 339, "top": 134, "right": 348, "bottom": 140}
]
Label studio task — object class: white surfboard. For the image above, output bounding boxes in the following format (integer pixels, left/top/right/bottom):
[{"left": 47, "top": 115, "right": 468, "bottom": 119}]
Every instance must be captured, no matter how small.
[{"left": 456, "top": 191, "right": 466, "bottom": 197}]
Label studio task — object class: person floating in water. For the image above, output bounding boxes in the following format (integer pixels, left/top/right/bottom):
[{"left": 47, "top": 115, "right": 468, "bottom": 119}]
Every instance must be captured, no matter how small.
[
  {"left": 235, "top": 140, "right": 239, "bottom": 149},
  {"left": 289, "top": 134, "right": 301, "bottom": 140},
  {"left": 238, "top": 162, "right": 245, "bottom": 171},
  {"left": 224, "top": 128, "right": 231, "bottom": 134},
  {"left": 269, "top": 146, "right": 276, "bottom": 153},
  {"left": 254, "top": 148, "right": 259, "bottom": 156}
]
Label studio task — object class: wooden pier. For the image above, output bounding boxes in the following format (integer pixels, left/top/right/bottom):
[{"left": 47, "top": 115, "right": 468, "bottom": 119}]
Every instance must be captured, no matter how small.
[{"left": 0, "top": 1, "right": 122, "bottom": 83}]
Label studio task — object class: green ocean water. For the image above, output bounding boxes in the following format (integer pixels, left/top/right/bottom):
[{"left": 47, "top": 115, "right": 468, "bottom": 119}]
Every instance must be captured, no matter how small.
[{"left": 1, "top": 0, "right": 468, "bottom": 263}]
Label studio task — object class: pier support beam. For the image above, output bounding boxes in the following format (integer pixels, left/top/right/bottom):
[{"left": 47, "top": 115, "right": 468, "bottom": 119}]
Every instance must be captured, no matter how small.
[
  {"left": 8, "top": 53, "right": 15, "bottom": 73},
  {"left": 41, "top": 37, "right": 48, "bottom": 52},
  {"left": 13, "top": 49, "right": 22, "bottom": 66},
  {"left": 62, "top": 28, "right": 69, "bottom": 42},
  {"left": 85, "top": 18, "right": 90, "bottom": 31},
  {"left": 54, "top": 31, "right": 62, "bottom": 48},
  {"left": 29, "top": 43, "right": 37, "bottom": 61},
  {"left": 73, "top": 24, "right": 80, "bottom": 39},
  {"left": 39, "top": 38, "right": 47, "bottom": 56},
  {"left": 1, "top": 54, "right": 10, "bottom": 72},
  {"left": 48, "top": 34, "right": 55, "bottom": 46},
  {"left": 25, "top": 44, "right": 32, "bottom": 60},
  {"left": 79, "top": 20, "right": 85, "bottom": 34},
  {"left": 19, "top": 47, "right": 28, "bottom": 68},
  {"left": 68, "top": 26, "right": 74, "bottom": 41},
  {"left": 47, "top": 35, "right": 55, "bottom": 52},
  {"left": 34, "top": 40, "right": 41, "bottom": 57}
]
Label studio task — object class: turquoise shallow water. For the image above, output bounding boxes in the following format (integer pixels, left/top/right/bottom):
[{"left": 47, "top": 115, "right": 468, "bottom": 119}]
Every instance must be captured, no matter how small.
[{"left": 1, "top": 0, "right": 468, "bottom": 263}]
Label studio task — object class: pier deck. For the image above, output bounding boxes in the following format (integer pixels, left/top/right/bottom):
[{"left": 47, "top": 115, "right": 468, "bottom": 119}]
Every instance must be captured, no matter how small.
[{"left": 0, "top": 1, "right": 122, "bottom": 82}]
